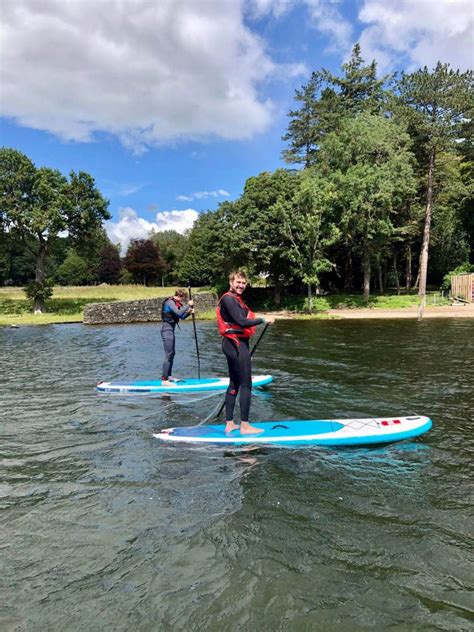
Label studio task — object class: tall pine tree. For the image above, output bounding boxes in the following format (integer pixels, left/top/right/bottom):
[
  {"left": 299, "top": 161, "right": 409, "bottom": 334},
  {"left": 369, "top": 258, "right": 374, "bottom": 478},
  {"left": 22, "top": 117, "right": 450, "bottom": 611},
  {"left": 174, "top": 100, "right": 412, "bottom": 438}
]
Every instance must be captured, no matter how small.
[
  {"left": 282, "top": 44, "right": 387, "bottom": 167},
  {"left": 396, "top": 63, "right": 474, "bottom": 318}
]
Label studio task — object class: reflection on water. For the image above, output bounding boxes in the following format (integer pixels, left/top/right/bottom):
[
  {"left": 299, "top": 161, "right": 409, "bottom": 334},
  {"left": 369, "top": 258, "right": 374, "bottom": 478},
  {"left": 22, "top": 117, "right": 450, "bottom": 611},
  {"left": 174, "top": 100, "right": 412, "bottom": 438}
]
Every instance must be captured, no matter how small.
[{"left": 1, "top": 320, "right": 473, "bottom": 630}]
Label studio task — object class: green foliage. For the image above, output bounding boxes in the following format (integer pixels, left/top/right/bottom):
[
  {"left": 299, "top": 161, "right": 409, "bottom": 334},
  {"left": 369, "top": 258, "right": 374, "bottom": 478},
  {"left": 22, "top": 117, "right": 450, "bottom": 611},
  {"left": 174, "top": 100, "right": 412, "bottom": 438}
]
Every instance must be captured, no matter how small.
[
  {"left": 151, "top": 230, "right": 187, "bottom": 283},
  {"left": 278, "top": 169, "right": 339, "bottom": 300},
  {"left": 231, "top": 170, "right": 301, "bottom": 290},
  {"left": 2, "top": 55, "right": 472, "bottom": 310},
  {"left": 0, "top": 148, "right": 36, "bottom": 230},
  {"left": 430, "top": 212, "right": 470, "bottom": 283},
  {"left": 55, "top": 250, "right": 93, "bottom": 285},
  {"left": 283, "top": 44, "right": 388, "bottom": 166},
  {"left": 319, "top": 113, "right": 417, "bottom": 300},
  {"left": 0, "top": 148, "right": 110, "bottom": 311},
  {"left": 119, "top": 268, "right": 133, "bottom": 284},
  {"left": 24, "top": 280, "right": 53, "bottom": 303},
  {"left": 178, "top": 208, "right": 230, "bottom": 285},
  {"left": 66, "top": 171, "right": 110, "bottom": 241},
  {"left": 396, "top": 63, "right": 474, "bottom": 299},
  {"left": 0, "top": 229, "right": 36, "bottom": 284},
  {"left": 458, "top": 156, "right": 474, "bottom": 254},
  {"left": 73, "top": 226, "right": 113, "bottom": 282},
  {"left": 397, "top": 63, "right": 473, "bottom": 154},
  {"left": 441, "top": 263, "right": 474, "bottom": 292}
]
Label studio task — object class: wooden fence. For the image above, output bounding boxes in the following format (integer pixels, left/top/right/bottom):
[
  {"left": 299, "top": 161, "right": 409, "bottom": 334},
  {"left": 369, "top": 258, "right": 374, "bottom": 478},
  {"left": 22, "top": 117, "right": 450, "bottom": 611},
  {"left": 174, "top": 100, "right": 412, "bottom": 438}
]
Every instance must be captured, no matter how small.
[{"left": 451, "top": 273, "right": 474, "bottom": 303}]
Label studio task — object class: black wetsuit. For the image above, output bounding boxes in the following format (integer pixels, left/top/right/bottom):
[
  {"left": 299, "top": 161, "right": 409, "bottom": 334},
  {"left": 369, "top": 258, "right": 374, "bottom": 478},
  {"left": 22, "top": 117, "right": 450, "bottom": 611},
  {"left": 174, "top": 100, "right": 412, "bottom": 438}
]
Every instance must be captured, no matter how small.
[
  {"left": 161, "top": 298, "right": 192, "bottom": 379},
  {"left": 219, "top": 292, "right": 264, "bottom": 422}
]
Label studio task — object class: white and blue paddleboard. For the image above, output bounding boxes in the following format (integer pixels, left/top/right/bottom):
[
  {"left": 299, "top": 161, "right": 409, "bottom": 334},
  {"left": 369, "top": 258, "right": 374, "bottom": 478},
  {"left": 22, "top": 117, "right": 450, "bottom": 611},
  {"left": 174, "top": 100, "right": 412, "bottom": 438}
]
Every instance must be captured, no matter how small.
[
  {"left": 153, "top": 415, "right": 432, "bottom": 447},
  {"left": 96, "top": 374, "right": 273, "bottom": 394}
]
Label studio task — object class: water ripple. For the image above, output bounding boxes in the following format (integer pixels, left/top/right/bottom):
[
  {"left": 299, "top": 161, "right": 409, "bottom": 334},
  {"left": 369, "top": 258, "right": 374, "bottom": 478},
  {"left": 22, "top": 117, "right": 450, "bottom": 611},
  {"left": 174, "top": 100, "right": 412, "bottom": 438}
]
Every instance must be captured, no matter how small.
[{"left": 1, "top": 320, "right": 473, "bottom": 630}]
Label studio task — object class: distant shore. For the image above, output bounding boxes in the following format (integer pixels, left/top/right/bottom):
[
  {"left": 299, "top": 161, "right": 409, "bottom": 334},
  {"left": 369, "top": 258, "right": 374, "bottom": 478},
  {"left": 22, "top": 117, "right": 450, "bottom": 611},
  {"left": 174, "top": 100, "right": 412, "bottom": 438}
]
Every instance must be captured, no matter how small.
[
  {"left": 269, "top": 303, "right": 474, "bottom": 320},
  {"left": 2, "top": 284, "right": 473, "bottom": 326},
  {"left": 3, "top": 305, "right": 473, "bottom": 326}
]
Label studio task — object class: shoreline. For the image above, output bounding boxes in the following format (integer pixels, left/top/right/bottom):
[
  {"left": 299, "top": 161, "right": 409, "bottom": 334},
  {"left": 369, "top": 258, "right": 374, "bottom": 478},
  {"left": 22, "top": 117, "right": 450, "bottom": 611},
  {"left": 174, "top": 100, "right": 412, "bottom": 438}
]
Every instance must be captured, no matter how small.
[
  {"left": 269, "top": 304, "right": 474, "bottom": 320},
  {"left": 2, "top": 303, "right": 474, "bottom": 327}
]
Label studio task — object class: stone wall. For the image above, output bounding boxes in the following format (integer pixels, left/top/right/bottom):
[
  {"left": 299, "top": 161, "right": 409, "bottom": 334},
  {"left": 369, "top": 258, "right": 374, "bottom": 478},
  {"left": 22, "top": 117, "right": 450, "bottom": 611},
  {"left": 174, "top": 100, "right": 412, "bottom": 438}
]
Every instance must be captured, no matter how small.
[{"left": 83, "top": 291, "right": 217, "bottom": 325}]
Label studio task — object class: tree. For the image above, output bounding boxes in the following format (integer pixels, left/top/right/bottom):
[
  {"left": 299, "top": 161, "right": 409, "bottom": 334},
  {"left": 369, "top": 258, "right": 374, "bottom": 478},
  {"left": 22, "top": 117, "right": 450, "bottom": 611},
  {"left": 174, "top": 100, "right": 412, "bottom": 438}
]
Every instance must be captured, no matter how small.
[
  {"left": 97, "top": 242, "right": 122, "bottom": 284},
  {"left": 55, "top": 249, "right": 93, "bottom": 285},
  {"left": 428, "top": 152, "right": 471, "bottom": 280},
  {"left": 124, "top": 238, "right": 165, "bottom": 285},
  {"left": 0, "top": 148, "right": 110, "bottom": 312},
  {"left": 319, "top": 114, "right": 417, "bottom": 302},
  {"left": 283, "top": 43, "right": 387, "bottom": 167},
  {"left": 151, "top": 230, "right": 187, "bottom": 284},
  {"left": 0, "top": 229, "right": 35, "bottom": 285},
  {"left": 278, "top": 170, "right": 340, "bottom": 309},
  {"left": 396, "top": 63, "right": 474, "bottom": 318},
  {"left": 74, "top": 226, "right": 113, "bottom": 283},
  {"left": 281, "top": 79, "right": 325, "bottom": 167},
  {"left": 178, "top": 208, "right": 230, "bottom": 286},
  {"left": 228, "top": 169, "right": 300, "bottom": 303}
]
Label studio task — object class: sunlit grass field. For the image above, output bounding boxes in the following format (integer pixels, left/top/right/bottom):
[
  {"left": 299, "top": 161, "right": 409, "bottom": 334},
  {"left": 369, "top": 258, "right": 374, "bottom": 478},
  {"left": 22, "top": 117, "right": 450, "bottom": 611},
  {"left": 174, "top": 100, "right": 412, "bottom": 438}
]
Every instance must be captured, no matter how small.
[
  {"left": 254, "top": 290, "right": 448, "bottom": 312},
  {"left": 0, "top": 285, "right": 449, "bottom": 326}
]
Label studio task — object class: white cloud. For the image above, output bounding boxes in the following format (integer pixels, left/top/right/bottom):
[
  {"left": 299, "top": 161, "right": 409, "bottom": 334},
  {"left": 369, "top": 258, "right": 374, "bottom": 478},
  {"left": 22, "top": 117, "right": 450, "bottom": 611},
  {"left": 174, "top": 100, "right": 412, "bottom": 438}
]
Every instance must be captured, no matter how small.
[
  {"left": 304, "top": 0, "right": 353, "bottom": 51},
  {"left": 0, "top": 0, "right": 304, "bottom": 151},
  {"left": 358, "top": 0, "right": 474, "bottom": 72},
  {"left": 154, "top": 209, "right": 199, "bottom": 232},
  {"left": 176, "top": 189, "right": 230, "bottom": 201},
  {"left": 118, "top": 183, "right": 148, "bottom": 197},
  {"left": 246, "top": 0, "right": 291, "bottom": 20},
  {"left": 247, "top": 0, "right": 353, "bottom": 51},
  {"left": 105, "top": 207, "right": 198, "bottom": 253}
]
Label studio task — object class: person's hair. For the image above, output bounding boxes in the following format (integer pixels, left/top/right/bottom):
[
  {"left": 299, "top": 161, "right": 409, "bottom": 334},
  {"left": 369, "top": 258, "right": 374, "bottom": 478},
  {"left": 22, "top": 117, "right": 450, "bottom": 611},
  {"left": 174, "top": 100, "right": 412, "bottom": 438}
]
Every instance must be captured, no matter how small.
[
  {"left": 174, "top": 289, "right": 188, "bottom": 300},
  {"left": 229, "top": 270, "right": 247, "bottom": 283}
]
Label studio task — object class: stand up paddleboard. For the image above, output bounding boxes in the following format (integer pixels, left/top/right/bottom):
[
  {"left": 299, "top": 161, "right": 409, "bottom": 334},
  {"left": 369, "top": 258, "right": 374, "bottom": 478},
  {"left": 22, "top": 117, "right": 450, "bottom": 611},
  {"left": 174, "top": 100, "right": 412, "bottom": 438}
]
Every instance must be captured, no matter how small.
[
  {"left": 153, "top": 415, "right": 432, "bottom": 447},
  {"left": 96, "top": 375, "right": 273, "bottom": 393}
]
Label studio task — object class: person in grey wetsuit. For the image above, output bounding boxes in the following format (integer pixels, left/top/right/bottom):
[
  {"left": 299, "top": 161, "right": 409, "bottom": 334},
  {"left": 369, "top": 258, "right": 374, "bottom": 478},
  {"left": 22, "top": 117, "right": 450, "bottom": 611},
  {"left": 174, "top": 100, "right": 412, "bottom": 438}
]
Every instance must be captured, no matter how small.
[{"left": 161, "top": 289, "right": 194, "bottom": 385}]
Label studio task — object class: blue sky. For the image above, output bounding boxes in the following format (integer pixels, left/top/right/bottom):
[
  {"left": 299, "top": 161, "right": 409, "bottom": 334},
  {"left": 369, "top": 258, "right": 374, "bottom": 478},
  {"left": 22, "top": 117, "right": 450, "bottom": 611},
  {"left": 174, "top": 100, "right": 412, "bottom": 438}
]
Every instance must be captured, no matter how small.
[{"left": 1, "top": 0, "right": 472, "bottom": 252}]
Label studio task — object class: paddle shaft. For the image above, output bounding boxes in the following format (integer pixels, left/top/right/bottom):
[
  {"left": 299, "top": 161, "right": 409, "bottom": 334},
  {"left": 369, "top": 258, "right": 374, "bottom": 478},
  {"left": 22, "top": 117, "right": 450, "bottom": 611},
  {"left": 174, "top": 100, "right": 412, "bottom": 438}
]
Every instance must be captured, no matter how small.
[
  {"left": 250, "top": 322, "right": 270, "bottom": 359},
  {"left": 215, "top": 322, "right": 270, "bottom": 420},
  {"left": 188, "top": 285, "right": 201, "bottom": 379}
]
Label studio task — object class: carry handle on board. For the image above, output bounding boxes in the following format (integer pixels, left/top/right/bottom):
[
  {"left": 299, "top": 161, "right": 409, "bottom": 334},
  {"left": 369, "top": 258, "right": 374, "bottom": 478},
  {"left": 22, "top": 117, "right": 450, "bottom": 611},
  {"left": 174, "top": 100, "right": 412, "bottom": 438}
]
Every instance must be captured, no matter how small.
[
  {"left": 214, "top": 322, "right": 270, "bottom": 420},
  {"left": 188, "top": 284, "right": 201, "bottom": 379}
]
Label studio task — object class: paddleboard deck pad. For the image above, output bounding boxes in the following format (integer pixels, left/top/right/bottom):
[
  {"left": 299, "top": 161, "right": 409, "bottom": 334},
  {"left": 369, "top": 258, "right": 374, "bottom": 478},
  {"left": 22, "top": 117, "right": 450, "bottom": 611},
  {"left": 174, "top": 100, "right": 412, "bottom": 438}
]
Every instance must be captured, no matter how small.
[
  {"left": 153, "top": 415, "right": 432, "bottom": 446},
  {"left": 96, "top": 374, "right": 273, "bottom": 393}
]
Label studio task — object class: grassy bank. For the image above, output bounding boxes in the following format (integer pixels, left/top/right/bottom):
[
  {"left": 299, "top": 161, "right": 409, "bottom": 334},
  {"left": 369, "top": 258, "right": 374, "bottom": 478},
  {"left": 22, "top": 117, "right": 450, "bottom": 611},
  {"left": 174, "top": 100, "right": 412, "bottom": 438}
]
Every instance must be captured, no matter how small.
[
  {"left": 268, "top": 292, "right": 449, "bottom": 312},
  {"left": 0, "top": 285, "right": 205, "bottom": 326},
  {"left": 0, "top": 285, "right": 449, "bottom": 326}
]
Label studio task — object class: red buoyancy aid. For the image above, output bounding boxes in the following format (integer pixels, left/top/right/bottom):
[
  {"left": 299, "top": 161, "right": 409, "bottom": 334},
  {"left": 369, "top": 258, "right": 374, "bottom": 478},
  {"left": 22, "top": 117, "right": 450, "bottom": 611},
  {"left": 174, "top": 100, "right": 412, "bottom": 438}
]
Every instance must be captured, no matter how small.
[{"left": 216, "top": 292, "right": 257, "bottom": 345}]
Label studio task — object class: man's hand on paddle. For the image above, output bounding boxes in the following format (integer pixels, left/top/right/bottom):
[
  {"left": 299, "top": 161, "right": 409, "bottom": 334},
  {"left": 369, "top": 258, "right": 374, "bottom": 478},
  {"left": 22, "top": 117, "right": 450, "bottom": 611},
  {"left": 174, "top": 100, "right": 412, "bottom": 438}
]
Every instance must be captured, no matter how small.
[{"left": 255, "top": 314, "right": 276, "bottom": 324}]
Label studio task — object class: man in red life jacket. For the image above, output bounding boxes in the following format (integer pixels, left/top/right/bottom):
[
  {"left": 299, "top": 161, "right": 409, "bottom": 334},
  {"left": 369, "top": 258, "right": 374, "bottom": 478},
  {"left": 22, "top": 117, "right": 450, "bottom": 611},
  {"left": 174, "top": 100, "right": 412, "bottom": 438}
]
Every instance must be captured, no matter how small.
[
  {"left": 161, "top": 289, "right": 194, "bottom": 386},
  {"left": 217, "top": 270, "right": 274, "bottom": 434}
]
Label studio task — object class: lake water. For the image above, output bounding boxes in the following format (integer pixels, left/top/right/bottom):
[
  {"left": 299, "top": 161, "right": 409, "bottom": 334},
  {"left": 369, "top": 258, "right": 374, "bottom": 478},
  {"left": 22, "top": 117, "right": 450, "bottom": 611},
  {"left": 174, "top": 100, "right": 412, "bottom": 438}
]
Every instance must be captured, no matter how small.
[{"left": 1, "top": 319, "right": 473, "bottom": 631}]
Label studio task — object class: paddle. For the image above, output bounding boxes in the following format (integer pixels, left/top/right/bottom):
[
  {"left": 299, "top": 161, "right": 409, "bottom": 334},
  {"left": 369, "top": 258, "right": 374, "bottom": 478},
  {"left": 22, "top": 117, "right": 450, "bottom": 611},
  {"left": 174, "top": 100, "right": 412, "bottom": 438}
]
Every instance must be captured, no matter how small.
[
  {"left": 214, "top": 322, "right": 270, "bottom": 420},
  {"left": 188, "top": 284, "right": 201, "bottom": 379}
]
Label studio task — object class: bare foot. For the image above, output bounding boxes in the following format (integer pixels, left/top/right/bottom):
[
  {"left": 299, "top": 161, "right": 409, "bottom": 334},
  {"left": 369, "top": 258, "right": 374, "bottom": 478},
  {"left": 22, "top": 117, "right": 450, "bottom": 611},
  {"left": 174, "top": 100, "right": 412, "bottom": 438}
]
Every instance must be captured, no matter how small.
[
  {"left": 168, "top": 376, "right": 180, "bottom": 382},
  {"left": 240, "top": 422, "right": 264, "bottom": 435},
  {"left": 161, "top": 379, "right": 172, "bottom": 386},
  {"left": 225, "top": 421, "right": 240, "bottom": 433}
]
